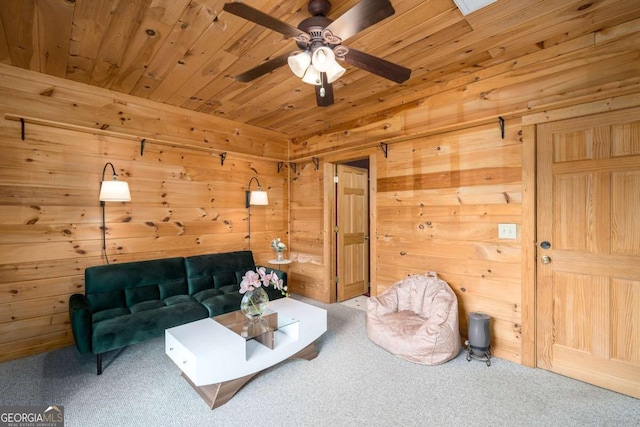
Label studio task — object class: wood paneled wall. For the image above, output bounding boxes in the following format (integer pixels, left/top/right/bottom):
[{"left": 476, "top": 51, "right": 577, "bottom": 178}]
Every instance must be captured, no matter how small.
[
  {"left": 287, "top": 162, "right": 329, "bottom": 302},
  {"left": 375, "top": 121, "right": 522, "bottom": 362},
  {"left": 0, "top": 66, "right": 289, "bottom": 363},
  {"left": 287, "top": 20, "right": 640, "bottom": 364},
  {"left": 287, "top": 123, "right": 523, "bottom": 362}
]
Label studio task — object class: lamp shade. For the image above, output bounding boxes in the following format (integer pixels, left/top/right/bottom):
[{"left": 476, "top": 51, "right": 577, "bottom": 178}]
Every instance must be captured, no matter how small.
[
  {"left": 288, "top": 51, "right": 311, "bottom": 78},
  {"left": 99, "top": 180, "right": 131, "bottom": 202},
  {"left": 311, "top": 46, "right": 336, "bottom": 72},
  {"left": 302, "top": 65, "right": 322, "bottom": 85},
  {"left": 249, "top": 190, "right": 268, "bottom": 206},
  {"left": 325, "top": 60, "right": 346, "bottom": 83}
]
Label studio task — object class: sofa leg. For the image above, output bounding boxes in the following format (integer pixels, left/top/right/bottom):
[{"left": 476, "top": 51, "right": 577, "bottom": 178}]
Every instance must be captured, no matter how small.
[{"left": 97, "top": 354, "right": 102, "bottom": 375}]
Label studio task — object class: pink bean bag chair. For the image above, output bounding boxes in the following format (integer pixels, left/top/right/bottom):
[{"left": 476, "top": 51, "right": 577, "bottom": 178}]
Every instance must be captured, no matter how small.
[{"left": 366, "top": 272, "right": 461, "bottom": 365}]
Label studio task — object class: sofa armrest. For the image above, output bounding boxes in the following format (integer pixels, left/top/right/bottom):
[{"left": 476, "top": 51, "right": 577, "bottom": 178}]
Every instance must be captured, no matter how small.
[{"left": 69, "top": 293, "right": 93, "bottom": 354}]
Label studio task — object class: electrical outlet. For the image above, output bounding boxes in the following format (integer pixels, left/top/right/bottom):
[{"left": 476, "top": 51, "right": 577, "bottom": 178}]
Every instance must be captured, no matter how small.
[{"left": 498, "top": 223, "right": 517, "bottom": 239}]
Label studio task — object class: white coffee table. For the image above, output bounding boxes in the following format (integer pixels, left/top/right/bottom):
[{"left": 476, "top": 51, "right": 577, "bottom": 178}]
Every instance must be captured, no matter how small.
[{"left": 165, "top": 298, "right": 327, "bottom": 409}]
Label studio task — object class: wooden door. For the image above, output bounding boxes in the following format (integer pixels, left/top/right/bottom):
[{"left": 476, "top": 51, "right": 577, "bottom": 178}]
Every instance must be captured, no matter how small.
[
  {"left": 336, "top": 164, "right": 369, "bottom": 302},
  {"left": 536, "top": 107, "right": 640, "bottom": 399}
]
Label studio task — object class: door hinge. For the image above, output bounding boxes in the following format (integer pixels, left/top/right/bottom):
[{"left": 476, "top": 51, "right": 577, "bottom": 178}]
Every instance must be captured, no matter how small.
[
  {"left": 334, "top": 226, "right": 339, "bottom": 233},
  {"left": 334, "top": 276, "right": 339, "bottom": 284},
  {"left": 333, "top": 175, "right": 339, "bottom": 183}
]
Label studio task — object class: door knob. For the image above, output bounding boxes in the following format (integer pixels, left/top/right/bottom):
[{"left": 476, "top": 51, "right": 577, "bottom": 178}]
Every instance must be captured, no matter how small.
[{"left": 541, "top": 255, "right": 551, "bottom": 264}]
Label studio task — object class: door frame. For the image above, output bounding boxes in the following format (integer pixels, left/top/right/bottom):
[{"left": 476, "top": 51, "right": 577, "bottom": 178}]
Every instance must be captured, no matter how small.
[{"left": 323, "top": 151, "right": 377, "bottom": 303}]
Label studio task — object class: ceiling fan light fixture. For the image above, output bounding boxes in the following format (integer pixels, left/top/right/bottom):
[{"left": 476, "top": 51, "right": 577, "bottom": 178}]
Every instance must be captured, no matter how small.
[
  {"left": 311, "top": 46, "right": 335, "bottom": 72},
  {"left": 326, "top": 61, "right": 346, "bottom": 83},
  {"left": 288, "top": 51, "right": 311, "bottom": 78},
  {"left": 302, "top": 65, "right": 322, "bottom": 85}
]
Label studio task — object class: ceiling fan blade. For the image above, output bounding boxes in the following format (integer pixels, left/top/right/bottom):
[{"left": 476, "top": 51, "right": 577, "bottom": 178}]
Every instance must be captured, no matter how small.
[
  {"left": 315, "top": 73, "right": 334, "bottom": 107},
  {"left": 325, "top": 0, "right": 395, "bottom": 42},
  {"left": 342, "top": 48, "right": 411, "bottom": 83},
  {"left": 223, "top": 2, "right": 303, "bottom": 38},
  {"left": 235, "top": 52, "right": 291, "bottom": 82}
]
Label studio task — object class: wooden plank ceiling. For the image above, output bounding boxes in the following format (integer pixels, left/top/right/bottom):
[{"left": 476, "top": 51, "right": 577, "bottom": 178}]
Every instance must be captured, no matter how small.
[{"left": 0, "top": 0, "right": 639, "bottom": 140}]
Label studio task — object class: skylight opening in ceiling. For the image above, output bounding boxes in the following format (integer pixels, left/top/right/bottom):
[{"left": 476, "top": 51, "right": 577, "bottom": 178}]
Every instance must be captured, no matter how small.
[{"left": 453, "top": 0, "right": 497, "bottom": 16}]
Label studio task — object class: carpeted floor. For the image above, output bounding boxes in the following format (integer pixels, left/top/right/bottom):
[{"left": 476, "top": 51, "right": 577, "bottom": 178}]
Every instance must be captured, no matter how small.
[
  {"left": 339, "top": 295, "right": 368, "bottom": 311},
  {"left": 1, "top": 296, "right": 638, "bottom": 427}
]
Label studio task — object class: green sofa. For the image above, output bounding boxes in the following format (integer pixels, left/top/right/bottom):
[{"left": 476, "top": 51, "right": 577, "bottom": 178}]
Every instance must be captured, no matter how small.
[{"left": 69, "top": 251, "right": 287, "bottom": 374}]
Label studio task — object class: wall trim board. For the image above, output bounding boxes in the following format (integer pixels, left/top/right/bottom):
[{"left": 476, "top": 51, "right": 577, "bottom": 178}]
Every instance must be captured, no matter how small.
[
  {"left": 520, "top": 123, "right": 537, "bottom": 368},
  {"left": 290, "top": 116, "right": 501, "bottom": 162},
  {"left": 522, "top": 92, "right": 640, "bottom": 125},
  {"left": 5, "top": 114, "right": 286, "bottom": 163}
]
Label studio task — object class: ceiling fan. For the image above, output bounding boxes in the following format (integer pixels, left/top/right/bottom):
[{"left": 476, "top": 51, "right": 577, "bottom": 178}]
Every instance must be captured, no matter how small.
[{"left": 222, "top": 0, "right": 411, "bottom": 107}]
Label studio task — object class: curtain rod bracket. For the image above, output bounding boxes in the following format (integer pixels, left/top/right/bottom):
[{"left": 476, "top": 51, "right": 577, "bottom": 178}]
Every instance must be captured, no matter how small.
[
  {"left": 220, "top": 152, "right": 227, "bottom": 166},
  {"left": 379, "top": 142, "right": 388, "bottom": 158},
  {"left": 140, "top": 139, "right": 146, "bottom": 156},
  {"left": 499, "top": 116, "right": 505, "bottom": 139},
  {"left": 20, "top": 117, "right": 25, "bottom": 140}
]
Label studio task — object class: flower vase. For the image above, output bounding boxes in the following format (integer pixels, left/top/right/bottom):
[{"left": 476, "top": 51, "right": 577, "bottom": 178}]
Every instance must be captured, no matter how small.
[
  {"left": 240, "top": 287, "right": 269, "bottom": 319},
  {"left": 276, "top": 251, "right": 284, "bottom": 261}
]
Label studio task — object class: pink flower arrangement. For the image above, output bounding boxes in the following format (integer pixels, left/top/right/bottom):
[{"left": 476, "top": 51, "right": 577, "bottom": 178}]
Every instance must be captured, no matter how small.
[{"left": 240, "top": 267, "right": 288, "bottom": 296}]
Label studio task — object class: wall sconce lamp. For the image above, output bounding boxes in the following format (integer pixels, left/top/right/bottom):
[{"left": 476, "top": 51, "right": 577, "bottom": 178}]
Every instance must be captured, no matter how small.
[
  {"left": 99, "top": 162, "right": 131, "bottom": 263},
  {"left": 246, "top": 176, "right": 268, "bottom": 247}
]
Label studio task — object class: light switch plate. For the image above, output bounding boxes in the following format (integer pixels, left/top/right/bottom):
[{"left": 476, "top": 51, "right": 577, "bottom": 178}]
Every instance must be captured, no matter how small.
[{"left": 498, "top": 223, "right": 517, "bottom": 239}]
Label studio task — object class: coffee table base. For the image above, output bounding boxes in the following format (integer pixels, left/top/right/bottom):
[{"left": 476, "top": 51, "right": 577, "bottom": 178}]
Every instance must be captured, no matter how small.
[{"left": 182, "top": 342, "right": 319, "bottom": 409}]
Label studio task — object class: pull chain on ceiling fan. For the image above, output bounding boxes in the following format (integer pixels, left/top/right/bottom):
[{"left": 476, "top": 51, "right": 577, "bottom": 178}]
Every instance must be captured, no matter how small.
[{"left": 222, "top": 0, "right": 411, "bottom": 107}]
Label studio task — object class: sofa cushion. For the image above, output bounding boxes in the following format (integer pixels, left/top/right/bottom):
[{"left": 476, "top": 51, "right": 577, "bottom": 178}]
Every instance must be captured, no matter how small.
[
  {"left": 213, "top": 272, "right": 236, "bottom": 288},
  {"left": 88, "top": 290, "right": 126, "bottom": 312},
  {"left": 125, "top": 285, "right": 160, "bottom": 307},
  {"left": 85, "top": 257, "right": 187, "bottom": 312},
  {"left": 92, "top": 302, "right": 208, "bottom": 354},
  {"left": 159, "top": 279, "right": 188, "bottom": 300},
  {"left": 193, "top": 288, "right": 223, "bottom": 303},
  {"left": 163, "top": 295, "right": 196, "bottom": 306},
  {"left": 201, "top": 293, "right": 244, "bottom": 317},
  {"left": 129, "top": 300, "right": 165, "bottom": 313},
  {"left": 93, "top": 307, "right": 130, "bottom": 323},
  {"left": 188, "top": 276, "right": 213, "bottom": 295},
  {"left": 185, "top": 251, "right": 256, "bottom": 295}
]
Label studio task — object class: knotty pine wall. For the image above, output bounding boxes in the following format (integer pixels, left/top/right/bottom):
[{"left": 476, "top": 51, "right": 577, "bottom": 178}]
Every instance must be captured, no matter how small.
[
  {"left": 375, "top": 121, "right": 523, "bottom": 362},
  {"left": 288, "top": 20, "right": 640, "bottom": 364},
  {"left": 0, "top": 65, "right": 289, "bottom": 363},
  {"left": 287, "top": 122, "right": 523, "bottom": 363}
]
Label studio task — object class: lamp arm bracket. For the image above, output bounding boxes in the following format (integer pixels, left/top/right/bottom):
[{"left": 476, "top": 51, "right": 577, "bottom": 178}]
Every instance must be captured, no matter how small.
[{"left": 101, "top": 162, "right": 118, "bottom": 181}]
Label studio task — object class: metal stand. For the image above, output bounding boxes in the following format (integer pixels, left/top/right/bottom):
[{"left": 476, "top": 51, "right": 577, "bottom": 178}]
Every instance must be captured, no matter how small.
[{"left": 464, "top": 340, "right": 492, "bottom": 366}]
